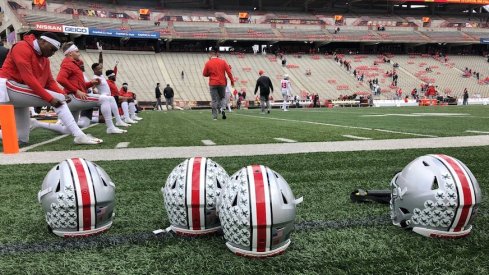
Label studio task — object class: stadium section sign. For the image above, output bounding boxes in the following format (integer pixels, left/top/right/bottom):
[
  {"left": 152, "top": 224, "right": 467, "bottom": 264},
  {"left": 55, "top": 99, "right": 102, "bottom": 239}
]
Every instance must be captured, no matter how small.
[
  {"left": 480, "top": 38, "right": 489, "bottom": 44},
  {"left": 89, "top": 29, "right": 160, "bottom": 39}
]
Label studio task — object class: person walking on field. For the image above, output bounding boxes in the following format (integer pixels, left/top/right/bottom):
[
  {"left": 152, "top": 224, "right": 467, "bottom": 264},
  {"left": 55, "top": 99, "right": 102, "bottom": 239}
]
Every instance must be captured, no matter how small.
[
  {"left": 254, "top": 70, "right": 274, "bottom": 114},
  {"left": 163, "top": 84, "right": 175, "bottom": 110},
  {"left": 203, "top": 49, "right": 234, "bottom": 120},
  {"left": 155, "top": 83, "right": 163, "bottom": 110}
]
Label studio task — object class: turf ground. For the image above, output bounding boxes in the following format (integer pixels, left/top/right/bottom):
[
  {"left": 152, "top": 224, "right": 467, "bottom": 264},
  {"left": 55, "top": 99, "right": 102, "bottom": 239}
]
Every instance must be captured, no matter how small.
[
  {"left": 0, "top": 106, "right": 489, "bottom": 274},
  {"left": 2, "top": 105, "right": 489, "bottom": 152}
]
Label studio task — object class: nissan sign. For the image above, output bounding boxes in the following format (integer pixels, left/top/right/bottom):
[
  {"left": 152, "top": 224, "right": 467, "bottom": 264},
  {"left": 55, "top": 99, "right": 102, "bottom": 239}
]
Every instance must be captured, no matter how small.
[
  {"left": 63, "top": 26, "right": 89, "bottom": 35},
  {"left": 34, "top": 22, "right": 63, "bottom": 33}
]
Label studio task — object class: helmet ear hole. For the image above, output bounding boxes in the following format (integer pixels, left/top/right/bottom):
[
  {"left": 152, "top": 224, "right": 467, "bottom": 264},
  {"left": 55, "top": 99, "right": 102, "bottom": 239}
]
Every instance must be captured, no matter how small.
[
  {"left": 399, "top": 207, "right": 410, "bottom": 215},
  {"left": 422, "top": 161, "right": 430, "bottom": 166},
  {"left": 231, "top": 194, "right": 238, "bottom": 207},
  {"left": 431, "top": 177, "right": 439, "bottom": 190},
  {"left": 217, "top": 179, "right": 222, "bottom": 189},
  {"left": 101, "top": 178, "right": 108, "bottom": 187},
  {"left": 171, "top": 179, "right": 177, "bottom": 189},
  {"left": 55, "top": 166, "right": 59, "bottom": 170},
  {"left": 55, "top": 180, "right": 61, "bottom": 192},
  {"left": 282, "top": 192, "right": 288, "bottom": 204}
]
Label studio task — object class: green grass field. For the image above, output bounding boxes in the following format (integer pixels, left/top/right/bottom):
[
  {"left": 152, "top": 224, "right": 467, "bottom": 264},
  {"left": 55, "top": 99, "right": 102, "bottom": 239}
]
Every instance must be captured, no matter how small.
[
  {"left": 1, "top": 106, "right": 489, "bottom": 274},
  {"left": 4, "top": 105, "right": 489, "bottom": 152}
]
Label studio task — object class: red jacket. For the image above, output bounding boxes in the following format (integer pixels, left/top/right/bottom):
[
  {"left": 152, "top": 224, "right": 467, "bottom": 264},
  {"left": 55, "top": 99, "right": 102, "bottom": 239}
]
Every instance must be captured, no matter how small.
[
  {"left": 119, "top": 87, "right": 134, "bottom": 99},
  {"left": 56, "top": 57, "right": 93, "bottom": 95},
  {"left": 0, "top": 34, "right": 63, "bottom": 102},
  {"left": 202, "top": 57, "right": 234, "bottom": 86},
  {"left": 107, "top": 79, "right": 120, "bottom": 97}
]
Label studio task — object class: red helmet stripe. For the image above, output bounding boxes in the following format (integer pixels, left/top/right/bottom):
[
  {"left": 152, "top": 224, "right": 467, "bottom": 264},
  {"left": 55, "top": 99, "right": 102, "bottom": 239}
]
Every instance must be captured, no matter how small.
[
  {"left": 250, "top": 165, "right": 271, "bottom": 252},
  {"left": 70, "top": 158, "right": 95, "bottom": 231},
  {"left": 436, "top": 155, "right": 475, "bottom": 232},
  {"left": 187, "top": 157, "right": 204, "bottom": 230}
]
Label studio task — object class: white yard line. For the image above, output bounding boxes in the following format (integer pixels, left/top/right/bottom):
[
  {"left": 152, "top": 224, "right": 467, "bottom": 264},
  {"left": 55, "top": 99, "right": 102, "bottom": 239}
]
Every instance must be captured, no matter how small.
[
  {"left": 115, "top": 142, "right": 130, "bottom": 149},
  {"left": 20, "top": 124, "right": 99, "bottom": 152},
  {"left": 373, "top": 129, "right": 437, "bottom": 138},
  {"left": 3, "top": 135, "right": 489, "bottom": 165},
  {"left": 274, "top": 138, "right": 297, "bottom": 143},
  {"left": 201, "top": 140, "right": 216, "bottom": 146},
  {"left": 342, "top": 135, "right": 372, "bottom": 140},
  {"left": 235, "top": 113, "right": 438, "bottom": 137},
  {"left": 465, "top": 130, "right": 489, "bottom": 134}
]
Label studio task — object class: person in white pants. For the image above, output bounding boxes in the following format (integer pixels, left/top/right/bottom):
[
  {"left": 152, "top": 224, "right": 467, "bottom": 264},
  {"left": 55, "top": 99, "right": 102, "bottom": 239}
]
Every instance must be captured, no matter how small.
[
  {"left": 280, "top": 74, "right": 292, "bottom": 111},
  {"left": 0, "top": 32, "right": 102, "bottom": 145},
  {"left": 31, "top": 42, "right": 128, "bottom": 135}
]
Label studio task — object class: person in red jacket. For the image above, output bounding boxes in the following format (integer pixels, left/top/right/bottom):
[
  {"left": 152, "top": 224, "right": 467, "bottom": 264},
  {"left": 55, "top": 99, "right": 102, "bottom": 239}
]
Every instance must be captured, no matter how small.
[
  {"left": 203, "top": 49, "right": 234, "bottom": 120},
  {"left": 31, "top": 42, "right": 128, "bottom": 135},
  {"left": 119, "top": 82, "right": 142, "bottom": 121},
  {"left": 0, "top": 32, "right": 102, "bottom": 145}
]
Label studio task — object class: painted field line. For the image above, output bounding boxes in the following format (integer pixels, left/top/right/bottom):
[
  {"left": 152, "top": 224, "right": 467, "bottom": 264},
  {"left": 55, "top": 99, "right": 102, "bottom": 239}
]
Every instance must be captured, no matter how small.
[
  {"left": 201, "top": 140, "right": 216, "bottom": 146},
  {"left": 466, "top": 130, "right": 489, "bottom": 134},
  {"left": 342, "top": 135, "right": 372, "bottom": 140},
  {"left": 20, "top": 123, "right": 99, "bottom": 152},
  {"left": 373, "top": 129, "right": 437, "bottom": 138},
  {"left": 274, "top": 138, "right": 297, "bottom": 143},
  {"left": 115, "top": 142, "right": 130, "bottom": 149},
  {"left": 4, "top": 135, "right": 489, "bottom": 165},
  {"left": 236, "top": 113, "right": 437, "bottom": 138}
]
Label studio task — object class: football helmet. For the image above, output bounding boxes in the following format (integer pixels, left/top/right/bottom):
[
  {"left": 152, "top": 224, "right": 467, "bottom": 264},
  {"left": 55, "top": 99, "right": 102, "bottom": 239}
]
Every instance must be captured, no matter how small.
[
  {"left": 162, "top": 157, "right": 229, "bottom": 236},
  {"left": 38, "top": 158, "right": 116, "bottom": 237},
  {"left": 390, "top": 154, "right": 481, "bottom": 238},
  {"left": 218, "top": 165, "right": 303, "bottom": 258}
]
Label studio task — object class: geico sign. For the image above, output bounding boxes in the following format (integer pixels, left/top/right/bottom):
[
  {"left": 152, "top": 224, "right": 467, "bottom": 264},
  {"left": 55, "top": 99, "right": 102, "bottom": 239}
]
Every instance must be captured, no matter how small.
[{"left": 63, "top": 26, "right": 89, "bottom": 34}]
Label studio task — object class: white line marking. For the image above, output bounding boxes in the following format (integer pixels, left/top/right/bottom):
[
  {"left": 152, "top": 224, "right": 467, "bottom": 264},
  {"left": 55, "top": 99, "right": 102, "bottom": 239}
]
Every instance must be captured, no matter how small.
[
  {"left": 4, "top": 135, "right": 489, "bottom": 165},
  {"left": 466, "top": 130, "right": 489, "bottom": 134},
  {"left": 342, "top": 135, "right": 372, "bottom": 140},
  {"left": 236, "top": 113, "right": 438, "bottom": 138},
  {"left": 201, "top": 140, "right": 216, "bottom": 146},
  {"left": 20, "top": 124, "right": 99, "bottom": 152},
  {"left": 373, "top": 129, "right": 437, "bottom": 138},
  {"left": 274, "top": 138, "right": 297, "bottom": 143},
  {"left": 115, "top": 142, "right": 130, "bottom": 148}
]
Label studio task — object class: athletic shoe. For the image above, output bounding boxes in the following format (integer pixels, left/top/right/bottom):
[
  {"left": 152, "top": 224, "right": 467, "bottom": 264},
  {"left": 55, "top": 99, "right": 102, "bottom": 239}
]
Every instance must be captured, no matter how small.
[
  {"left": 284, "top": 109, "right": 289, "bottom": 112},
  {"left": 30, "top": 118, "right": 40, "bottom": 130},
  {"left": 107, "top": 127, "right": 127, "bottom": 134},
  {"left": 132, "top": 116, "right": 143, "bottom": 121},
  {"left": 116, "top": 121, "right": 131, "bottom": 127},
  {"left": 222, "top": 111, "right": 226, "bottom": 120},
  {"left": 213, "top": 118, "right": 217, "bottom": 121},
  {"left": 74, "top": 134, "right": 103, "bottom": 145},
  {"left": 124, "top": 118, "right": 138, "bottom": 124},
  {"left": 86, "top": 134, "right": 103, "bottom": 143}
]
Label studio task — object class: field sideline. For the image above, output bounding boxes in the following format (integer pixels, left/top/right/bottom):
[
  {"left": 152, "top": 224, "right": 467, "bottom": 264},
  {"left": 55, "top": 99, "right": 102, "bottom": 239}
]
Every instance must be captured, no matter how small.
[{"left": 0, "top": 106, "right": 488, "bottom": 274}]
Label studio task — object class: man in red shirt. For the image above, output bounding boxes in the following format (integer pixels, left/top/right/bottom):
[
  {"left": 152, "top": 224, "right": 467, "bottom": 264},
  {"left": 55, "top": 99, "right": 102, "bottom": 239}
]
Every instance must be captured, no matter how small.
[
  {"left": 119, "top": 83, "right": 142, "bottom": 121},
  {"left": 0, "top": 32, "right": 102, "bottom": 145},
  {"left": 33, "top": 42, "right": 128, "bottom": 135},
  {"left": 203, "top": 49, "right": 234, "bottom": 120}
]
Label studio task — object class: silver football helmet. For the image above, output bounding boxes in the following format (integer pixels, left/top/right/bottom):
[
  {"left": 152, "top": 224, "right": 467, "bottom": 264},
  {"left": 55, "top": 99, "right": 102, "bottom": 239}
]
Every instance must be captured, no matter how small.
[
  {"left": 162, "top": 157, "right": 229, "bottom": 236},
  {"left": 38, "top": 158, "right": 116, "bottom": 237},
  {"left": 390, "top": 154, "right": 481, "bottom": 238},
  {"left": 218, "top": 165, "right": 303, "bottom": 258}
]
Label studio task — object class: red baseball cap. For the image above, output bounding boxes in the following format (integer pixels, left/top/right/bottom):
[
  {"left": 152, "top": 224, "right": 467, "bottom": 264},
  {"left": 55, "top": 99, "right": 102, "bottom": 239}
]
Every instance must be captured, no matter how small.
[{"left": 259, "top": 70, "right": 264, "bottom": 75}]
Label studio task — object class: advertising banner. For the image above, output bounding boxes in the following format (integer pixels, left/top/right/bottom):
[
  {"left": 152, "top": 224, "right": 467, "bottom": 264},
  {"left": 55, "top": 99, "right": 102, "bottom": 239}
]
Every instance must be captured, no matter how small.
[{"left": 89, "top": 28, "right": 160, "bottom": 39}]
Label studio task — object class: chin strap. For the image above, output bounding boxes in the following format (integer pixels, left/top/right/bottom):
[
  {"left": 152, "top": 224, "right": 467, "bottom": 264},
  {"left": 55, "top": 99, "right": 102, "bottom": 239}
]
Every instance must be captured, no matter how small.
[{"left": 350, "top": 189, "right": 391, "bottom": 204}]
